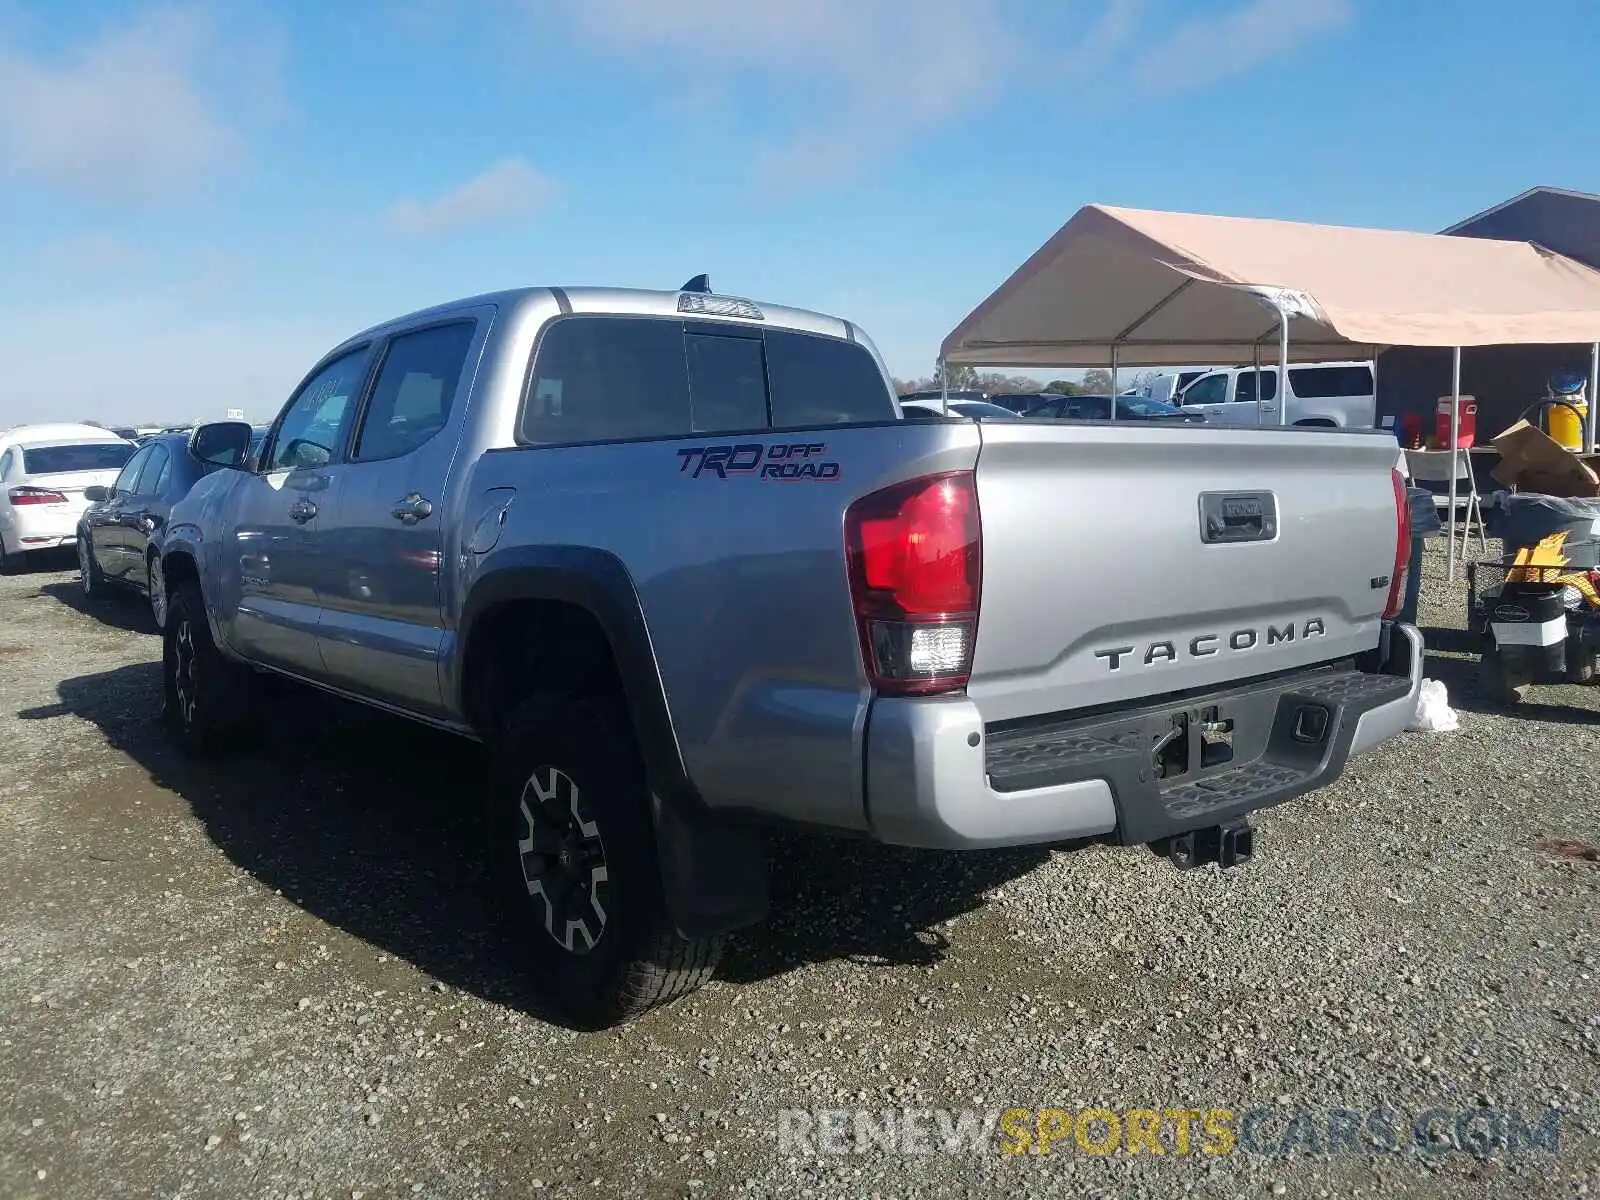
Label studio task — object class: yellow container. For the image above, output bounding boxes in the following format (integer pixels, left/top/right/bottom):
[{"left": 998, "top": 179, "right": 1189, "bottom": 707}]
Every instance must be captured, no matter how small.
[{"left": 1546, "top": 398, "right": 1588, "bottom": 450}]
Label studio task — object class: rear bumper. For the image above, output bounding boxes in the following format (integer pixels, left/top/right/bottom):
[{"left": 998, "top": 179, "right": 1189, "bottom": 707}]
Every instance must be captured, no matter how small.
[
  {"left": 864, "top": 624, "right": 1422, "bottom": 850},
  {"left": 10, "top": 507, "right": 82, "bottom": 548}
]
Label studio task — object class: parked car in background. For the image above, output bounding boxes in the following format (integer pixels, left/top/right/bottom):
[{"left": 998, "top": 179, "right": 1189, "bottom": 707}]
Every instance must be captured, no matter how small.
[
  {"left": 900, "top": 399, "right": 1022, "bottom": 420},
  {"left": 1023, "top": 393, "right": 1206, "bottom": 423},
  {"left": 77, "top": 432, "right": 232, "bottom": 629},
  {"left": 897, "top": 389, "right": 992, "bottom": 406},
  {"left": 0, "top": 424, "right": 137, "bottom": 572},
  {"left": 1175, "top": 361, "right": 1377, "bottom": 428}
]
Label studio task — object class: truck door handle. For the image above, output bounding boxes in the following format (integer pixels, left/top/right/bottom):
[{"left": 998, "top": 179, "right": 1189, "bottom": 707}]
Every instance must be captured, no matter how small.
[
  {"left": 289, "top": 499, "right": 318, "bottom": 524},
  {"left": 390, "top": 493, "right": 434, "bottom": 525}
]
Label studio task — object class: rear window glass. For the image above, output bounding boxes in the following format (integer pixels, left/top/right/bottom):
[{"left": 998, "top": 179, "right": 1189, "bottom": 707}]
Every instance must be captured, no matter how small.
[
  {"left": 765, "top": 329, "right": 896, "bottom": 426},
  {"left": 523, "top": 317, "right": 691, "bottom": 444},
  {"left": 520, "top": 316, "right": 895, "bottom": 445},
  {"left": 22, "top": 443, "right": 136, "bottom": 474},
  {"left": 685, "top": 333, "right": 769, "bottom": 431},
  {"left": 1289, "top": 365, "right": 1373, "bottom": 398}
]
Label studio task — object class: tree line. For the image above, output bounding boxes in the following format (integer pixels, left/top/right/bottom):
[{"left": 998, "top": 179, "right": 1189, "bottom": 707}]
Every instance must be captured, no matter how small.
[{"left": 892, "top": 365, "right": 1121, "bottom": 397}]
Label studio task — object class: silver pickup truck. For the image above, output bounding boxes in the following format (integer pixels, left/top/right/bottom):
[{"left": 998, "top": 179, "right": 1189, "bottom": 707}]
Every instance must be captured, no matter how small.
[{"left": 160, "top": 280, "right": 1421, "bottom": 1026}]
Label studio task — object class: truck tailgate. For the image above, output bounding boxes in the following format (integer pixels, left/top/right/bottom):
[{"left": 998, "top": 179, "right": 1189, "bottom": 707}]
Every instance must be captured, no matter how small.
[{"left": 967, "top": 421, "right": 1401, "bottom": 723}]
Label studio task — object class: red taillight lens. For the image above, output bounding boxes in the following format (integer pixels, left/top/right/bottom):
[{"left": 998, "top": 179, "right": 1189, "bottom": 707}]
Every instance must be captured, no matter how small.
[
  {"left": 846, "top": 471, "right": 982, "bottom": 695},
  {"left": 8, "top": 487, "right": 67, "bottom": 506},
  {"left": 1383, "top": 467, "right": 1412, "bottom": 620}
]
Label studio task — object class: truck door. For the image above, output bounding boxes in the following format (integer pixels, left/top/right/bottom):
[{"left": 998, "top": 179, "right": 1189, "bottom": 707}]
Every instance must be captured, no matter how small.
[
  {"left": 225, "top": 346, "right": 369, "bottom": 676},
  {"left": 1181, "top": 372, "right": 1233, "bottom": 422},
  {"left": 1234, "top": 368, "right": 1281, "bottom": 424},
  {"left": 312, "top": 318, "right": 482, "bottom": 717}
]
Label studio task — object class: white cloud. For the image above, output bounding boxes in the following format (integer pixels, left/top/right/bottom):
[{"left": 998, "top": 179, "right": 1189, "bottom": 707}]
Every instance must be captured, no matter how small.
[
  {"left": 553, "top": 0, "right": 1019, "bottom": 189},
  {"left": 1134, "top": 0, "right": 1353, "bottom": 92},
  {"left": 0, "top": 7, "right": 266, "bottom": 202},
  {"left": 387, "top": 157, "right": 555, "bottom": 236},
  {"left": 544, "top": 0, "right": 1353, "bottom": 185}
]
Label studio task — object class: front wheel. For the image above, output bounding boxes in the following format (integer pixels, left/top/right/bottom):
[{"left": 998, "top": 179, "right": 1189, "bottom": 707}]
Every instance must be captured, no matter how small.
[
  {"left": 163, "top": 580, "right": 255, "bottom": 754},
  {"left": 488, "top": 695, "right": 725, "bottom": 1027}
]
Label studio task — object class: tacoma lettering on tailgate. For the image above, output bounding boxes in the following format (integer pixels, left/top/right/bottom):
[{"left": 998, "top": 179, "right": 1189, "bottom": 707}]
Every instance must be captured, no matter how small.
[{"left": 1094, "top": 618, "right": 1327, "bottom": 671}]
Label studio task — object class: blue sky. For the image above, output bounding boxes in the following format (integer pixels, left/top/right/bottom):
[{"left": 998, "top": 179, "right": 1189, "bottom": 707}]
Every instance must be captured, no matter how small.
[{"left": 1, "top": 0, "right": 1598, "bottom": 425}]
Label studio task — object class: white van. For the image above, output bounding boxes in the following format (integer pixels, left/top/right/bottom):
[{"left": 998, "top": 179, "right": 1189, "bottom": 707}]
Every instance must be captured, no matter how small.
[{"left": 1176, "top": 361, "right": 1376, "bottom": 428}]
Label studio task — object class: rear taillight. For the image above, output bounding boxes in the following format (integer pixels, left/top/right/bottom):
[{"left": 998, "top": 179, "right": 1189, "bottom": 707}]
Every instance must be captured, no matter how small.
[
  {"left": 845, "top": 471, "right": 982, "bottom": 695},
  {"left": 1383, "top": 467, "right": 1412, "bottom": 620},
  {"left": 8, "top": 487, "right": 67, "bottom": 506}
]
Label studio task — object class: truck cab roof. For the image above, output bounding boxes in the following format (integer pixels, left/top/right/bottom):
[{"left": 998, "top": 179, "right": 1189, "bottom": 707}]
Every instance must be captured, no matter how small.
[{"left": 339, "top": 286, "right": 864, "bottom": 353}]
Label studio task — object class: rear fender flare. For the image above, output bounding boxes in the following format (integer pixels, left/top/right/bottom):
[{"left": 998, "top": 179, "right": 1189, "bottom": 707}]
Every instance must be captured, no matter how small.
[
  {"left": 458, "top": 546, "right": 769, "bottom": 939},
  {"left": 457, "top": 545, "right": 688, "bottom": 793}
]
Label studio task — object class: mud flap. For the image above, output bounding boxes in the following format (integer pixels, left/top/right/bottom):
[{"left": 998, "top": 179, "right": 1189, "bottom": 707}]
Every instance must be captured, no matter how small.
[{"left": 651, "top": 792, "right": 769, "bottom": 940}]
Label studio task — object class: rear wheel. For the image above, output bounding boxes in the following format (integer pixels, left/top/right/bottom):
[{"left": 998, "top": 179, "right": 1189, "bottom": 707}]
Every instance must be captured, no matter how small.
[
  {"left": 147, "top": 552, "right": 167, "bottom": 631},
  {"left": 488, "top": 695, "right": 725, "bottom": 1027},
  {"left": 79, "top": 534, "right": 105, "bottom": 598},
  {"left": 0, "top": 538, "right": 18, "bottom": 575},
  {"left": 163, "top": 580, "right": 255, "bottom": 754}
]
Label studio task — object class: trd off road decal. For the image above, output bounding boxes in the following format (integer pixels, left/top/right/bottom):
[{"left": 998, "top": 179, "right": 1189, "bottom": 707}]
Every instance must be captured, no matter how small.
[{"left": 676, "top": 442, "right": 841, "bottom": 481}]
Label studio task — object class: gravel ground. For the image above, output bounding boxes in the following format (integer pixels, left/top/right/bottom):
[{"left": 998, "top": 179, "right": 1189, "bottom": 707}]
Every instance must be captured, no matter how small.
[{"left": 0, "top": 541, "right": 1596, "bottom": 1199}]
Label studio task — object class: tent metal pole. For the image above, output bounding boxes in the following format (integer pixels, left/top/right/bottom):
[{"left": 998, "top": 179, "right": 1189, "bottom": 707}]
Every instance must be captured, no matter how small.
[
  {"left": 1589, "top": 342, "right": 1599, "bottom": 452},
  {"left": 937, "top": 358, "right": 949, "bottom": 414},
  {"left": 1277, "top": 308, "right": 1290, "bottom": 426},
  {"left": 1109, "top": 345, "right": 1119, "bottom": 422},
  {"left": 1448, "top": 346, "right": 1461, "bottom": 583},
  {"left": 1253, "top": 341, "right": 1262, "bottom": 424}
]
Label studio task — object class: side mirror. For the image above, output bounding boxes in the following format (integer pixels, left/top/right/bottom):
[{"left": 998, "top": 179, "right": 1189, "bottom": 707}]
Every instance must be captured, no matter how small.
[
  {"left": 189, "top": 421, "right": 254, "bottom": 469},
  {"left": 83, "top": 485, "right": 109, "bottom": 503}
]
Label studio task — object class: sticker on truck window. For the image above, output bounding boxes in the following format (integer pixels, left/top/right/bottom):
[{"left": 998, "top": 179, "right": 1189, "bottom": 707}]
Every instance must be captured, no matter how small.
[{"left": 676, "top": 442, "right": 841, "bottom": 481}]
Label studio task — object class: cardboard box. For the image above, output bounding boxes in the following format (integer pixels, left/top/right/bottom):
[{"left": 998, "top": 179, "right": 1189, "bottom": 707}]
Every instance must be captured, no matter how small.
[{"left": 1490, "top": 420, "right": 1600, "bottom": 498}]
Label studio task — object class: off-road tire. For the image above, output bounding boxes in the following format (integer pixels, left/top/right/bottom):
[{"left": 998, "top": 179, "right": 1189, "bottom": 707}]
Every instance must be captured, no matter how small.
[
  {"left": 163, "top": 580, "right": 255, "bottom": 755},
  {"left": 488, "top": 694, "right": 725, "bottom": 1027},
  {"left": 79, "top": 533, "right": 105, "bottom": 598}
]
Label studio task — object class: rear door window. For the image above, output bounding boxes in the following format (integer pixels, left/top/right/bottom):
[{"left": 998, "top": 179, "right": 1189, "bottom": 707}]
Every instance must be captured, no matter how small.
[
  {"left": 1288, "top": 365, "right": 1373, "bottom": 398},
  {"left": 134, "top": 445, "right": 171, "bottom": 495},
  {"left": 353, "top": 322, "right": 477, "bottom": 461},
  {"left": 1233, "top": 370, "right": 1279, "bottom": 403}
]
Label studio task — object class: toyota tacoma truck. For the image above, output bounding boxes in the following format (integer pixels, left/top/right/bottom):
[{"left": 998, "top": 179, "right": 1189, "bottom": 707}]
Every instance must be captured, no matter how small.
[{"left": 158, "top": 279, "right": 1421, "bottom": 1026}]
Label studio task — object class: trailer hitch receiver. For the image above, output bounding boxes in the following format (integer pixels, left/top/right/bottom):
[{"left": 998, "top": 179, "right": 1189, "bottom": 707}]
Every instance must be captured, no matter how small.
[{"left": 1159, "top": 818, "right": 1255, "bottom": 870}]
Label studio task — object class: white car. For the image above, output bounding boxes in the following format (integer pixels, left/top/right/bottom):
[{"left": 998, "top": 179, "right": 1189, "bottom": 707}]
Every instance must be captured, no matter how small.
[
  {"left": 1175, "top": 361, "right": 1377, "bottom": 428},
  {"left": 899, "top": 399, "right": 1023, "bottom": 420},
  {"left": 0, "top": 424, "right": 138, "bottom": 572}
]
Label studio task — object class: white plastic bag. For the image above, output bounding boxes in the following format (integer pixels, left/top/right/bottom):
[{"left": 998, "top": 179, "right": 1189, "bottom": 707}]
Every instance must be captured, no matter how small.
[{"left": 1408, "top": 678, "right": 1460, "bottom": 732}]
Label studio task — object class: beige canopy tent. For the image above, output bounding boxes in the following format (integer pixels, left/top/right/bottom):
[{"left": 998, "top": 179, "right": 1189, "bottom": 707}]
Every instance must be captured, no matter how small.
[{"left": 940, "top": 203, "right": 1600, "bottom": 578}]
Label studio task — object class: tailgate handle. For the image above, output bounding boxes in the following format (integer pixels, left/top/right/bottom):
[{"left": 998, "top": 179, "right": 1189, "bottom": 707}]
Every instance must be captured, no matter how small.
[{"left": 1200, "top": 491, "right": 1277, "bottom": 544}]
